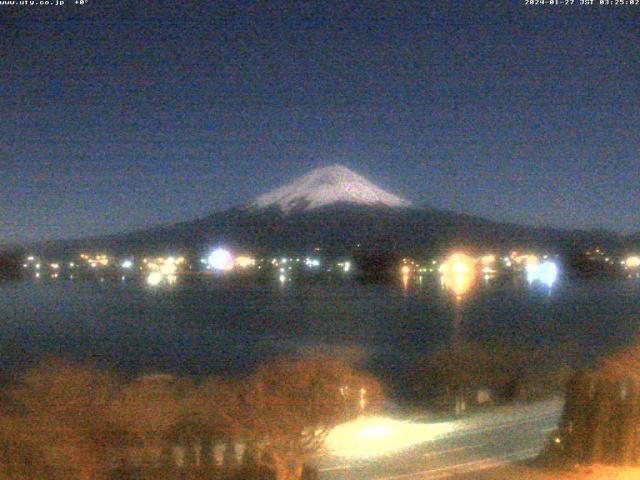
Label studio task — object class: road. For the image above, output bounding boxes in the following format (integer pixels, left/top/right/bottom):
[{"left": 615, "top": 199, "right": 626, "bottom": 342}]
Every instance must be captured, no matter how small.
[{"left": 319, "top": 397, "right": 563, "bottom": 480}]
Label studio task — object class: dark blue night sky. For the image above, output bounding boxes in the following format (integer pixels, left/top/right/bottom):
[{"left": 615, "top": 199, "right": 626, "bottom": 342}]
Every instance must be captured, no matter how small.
[{"left": 2, "top": 0, "right": 639, "bottom": 243}]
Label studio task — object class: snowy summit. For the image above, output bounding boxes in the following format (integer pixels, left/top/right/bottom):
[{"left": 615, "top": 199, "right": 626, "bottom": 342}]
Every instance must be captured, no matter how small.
[{"left": 249, "top": 165, "right": 412, "bottom": 214}]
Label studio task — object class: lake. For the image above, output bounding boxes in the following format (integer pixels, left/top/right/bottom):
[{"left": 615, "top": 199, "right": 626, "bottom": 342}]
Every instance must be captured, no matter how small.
[{"left": 1, "top": 274, "right": 640, "bottom": 391}]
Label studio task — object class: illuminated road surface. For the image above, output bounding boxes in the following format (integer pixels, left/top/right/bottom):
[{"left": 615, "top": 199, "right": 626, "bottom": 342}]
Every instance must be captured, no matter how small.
[{"left": 319, "top": 397, "right": 563, "bottom": 480}]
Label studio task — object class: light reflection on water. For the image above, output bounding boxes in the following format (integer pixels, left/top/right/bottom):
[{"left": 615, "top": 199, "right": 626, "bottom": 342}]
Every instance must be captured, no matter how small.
[{"left": 0, "top": 275, "right": 638, "bottom": 378}]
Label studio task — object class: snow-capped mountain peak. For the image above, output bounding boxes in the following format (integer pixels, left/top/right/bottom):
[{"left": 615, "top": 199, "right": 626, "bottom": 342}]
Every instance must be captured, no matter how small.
[{"left": 249, "top": 165, "right": 412, "bottom": 213}]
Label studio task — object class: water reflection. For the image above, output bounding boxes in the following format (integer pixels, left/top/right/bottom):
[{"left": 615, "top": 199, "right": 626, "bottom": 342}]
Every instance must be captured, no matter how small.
[{"left": 401, "top": 273, "right": 410, "bottom": 292}]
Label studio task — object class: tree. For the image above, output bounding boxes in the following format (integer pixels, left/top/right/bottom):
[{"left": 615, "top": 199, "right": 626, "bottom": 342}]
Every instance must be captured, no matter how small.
[
  {"left": 0, "top": 414, "right": 60, "bottom": 480},
  {"left": 219, "top": 355, "right": 383, "bottom": 480},
  {"left": 559, "top": 343, "right": 640, "bottom": 466},
  {"left": 0, "top": 250, "right": 23, "bottom": 282},
  {"left": 108, "top": 373, "right": 195, "bottom": 473},
  {"left": 110, "top": 374, "right": 191, "bottom": 443},
  {"left": 6, "top": 360, "right": 123, "bottom": 480}
]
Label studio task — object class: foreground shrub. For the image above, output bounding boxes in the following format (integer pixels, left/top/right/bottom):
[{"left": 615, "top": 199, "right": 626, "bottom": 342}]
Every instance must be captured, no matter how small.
[{"left": 0, "top": 355, "right": 382, "bottom": 480}]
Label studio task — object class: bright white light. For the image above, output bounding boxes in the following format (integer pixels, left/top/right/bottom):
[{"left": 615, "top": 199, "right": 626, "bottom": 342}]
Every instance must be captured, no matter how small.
[
  {"left": 625, "top": 256, "right": 640, "bottom": 269},
  {"left": 159, "top": 261, "right": 177, "bottom": 276},
  {"left": 147, "top": 272, "right": 163, "bottom": 286},
  {"left": 208, "top": 248, "right": 234, "bottom": 271},
  {"left": 305, "top": 258, "right": 320, "bottom": 268},
  {"left": 526, "top": 260, "right": 558, "bottom": 288},
  {"left": 540, "top": 261, "right": 559, "bottom": 286},
  {"left": 121, "top": 260, "right": 133, "bottom": 269},
  {"left": 526, "top": 264, "right": 538, "bottom": 284},
  {"left": 325, "top": 416, "right": 455, "bottom": 460},
  {"left": 453, "top": 263, "right": 467, "bottom": 274},
  {"left": 279, "top": 274, "right": 287, "bottom": 283}
]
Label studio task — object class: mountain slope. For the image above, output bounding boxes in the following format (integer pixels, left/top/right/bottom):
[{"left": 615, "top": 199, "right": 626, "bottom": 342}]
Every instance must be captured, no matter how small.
[{"left": 32, "top": 203, "right": 627, "bottom": 258}]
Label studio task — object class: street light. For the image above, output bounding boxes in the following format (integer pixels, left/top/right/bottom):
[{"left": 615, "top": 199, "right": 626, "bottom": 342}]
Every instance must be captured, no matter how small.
[{"left": 359, "top": 388, "right": 367, "bottom": 415}]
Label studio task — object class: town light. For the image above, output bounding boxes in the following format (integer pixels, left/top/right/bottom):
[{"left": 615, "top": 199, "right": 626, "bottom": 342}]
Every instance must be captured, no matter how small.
[
  {"left": 208, "top": 248, "right": 234, "bottom": 271},
  {"left": 159, "top": 260, "right": 177, "bottom": 276},
  {"left": 146, "top": 271, "right": 163, "bottom": 286},
  {"left": 234, "top": 255, "right": 256, "bottom": 268},
  {"left": 479, "top": 254, "right": 496, "bottom": 266},
  {"left": 625, "top": 256, "right": 640, "bottom": 269},
  {"left": 305, "top": 257, "right": 320, "bottom": 268},
  {"left": 439, "top": 253, "right": 477, "bottom": 297},
  {"left": 526, "top": 260, "right": 559, "bottom": 288}
]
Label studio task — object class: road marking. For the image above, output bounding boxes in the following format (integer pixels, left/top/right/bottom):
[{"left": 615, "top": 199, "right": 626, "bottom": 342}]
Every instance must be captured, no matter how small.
[
  {"left": 424, "top": 447, "right": 540, "bottom": 479},
  {"left": 422, "top": 444, "right": 483, "bottom": 459},
  {"left": 447, "top": 412, "right": 560, "bottom": 438},
  {"left": 319, "top": 464, "right": 351, "bottom": 472},
  {"left": 377, "top": 447, "right": 540, "bottom": 480}
]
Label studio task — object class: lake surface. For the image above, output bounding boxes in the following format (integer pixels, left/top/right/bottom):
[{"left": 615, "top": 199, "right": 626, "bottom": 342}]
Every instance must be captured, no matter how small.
[{"left": 1, "top": 274, "right": 640, "bottom": 387}]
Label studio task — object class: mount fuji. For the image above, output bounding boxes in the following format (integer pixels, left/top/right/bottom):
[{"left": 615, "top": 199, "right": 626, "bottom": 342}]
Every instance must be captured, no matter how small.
[
  {"left": 32, "top": 165, "right": 628, "bottom": 257},
  {"left": 249, "top": 165, "right": 411, "bottom": 213}
]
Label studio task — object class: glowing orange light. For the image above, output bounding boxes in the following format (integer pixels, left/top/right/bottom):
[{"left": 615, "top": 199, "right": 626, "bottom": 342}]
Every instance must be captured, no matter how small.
[
  {"left": 401, "top": 274, "right": 410, "bottom": 291},
  {"left": 159, "top": 261, "right": 177, "bottom": 276},
  {"left": 479, "top": 254, "right": 496, "bottom": 266},
  {"left": 234, "top": 255, "right": 256, "bottom": 269},
  {"left": 144, "top": 255, "right": 183, "bottom": 285},
  {"left": 439, "top": 253, "right": 477, "bottom": 297},
  {"left": 625, "top": 256, "right": 640, "bottom": 269}
]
